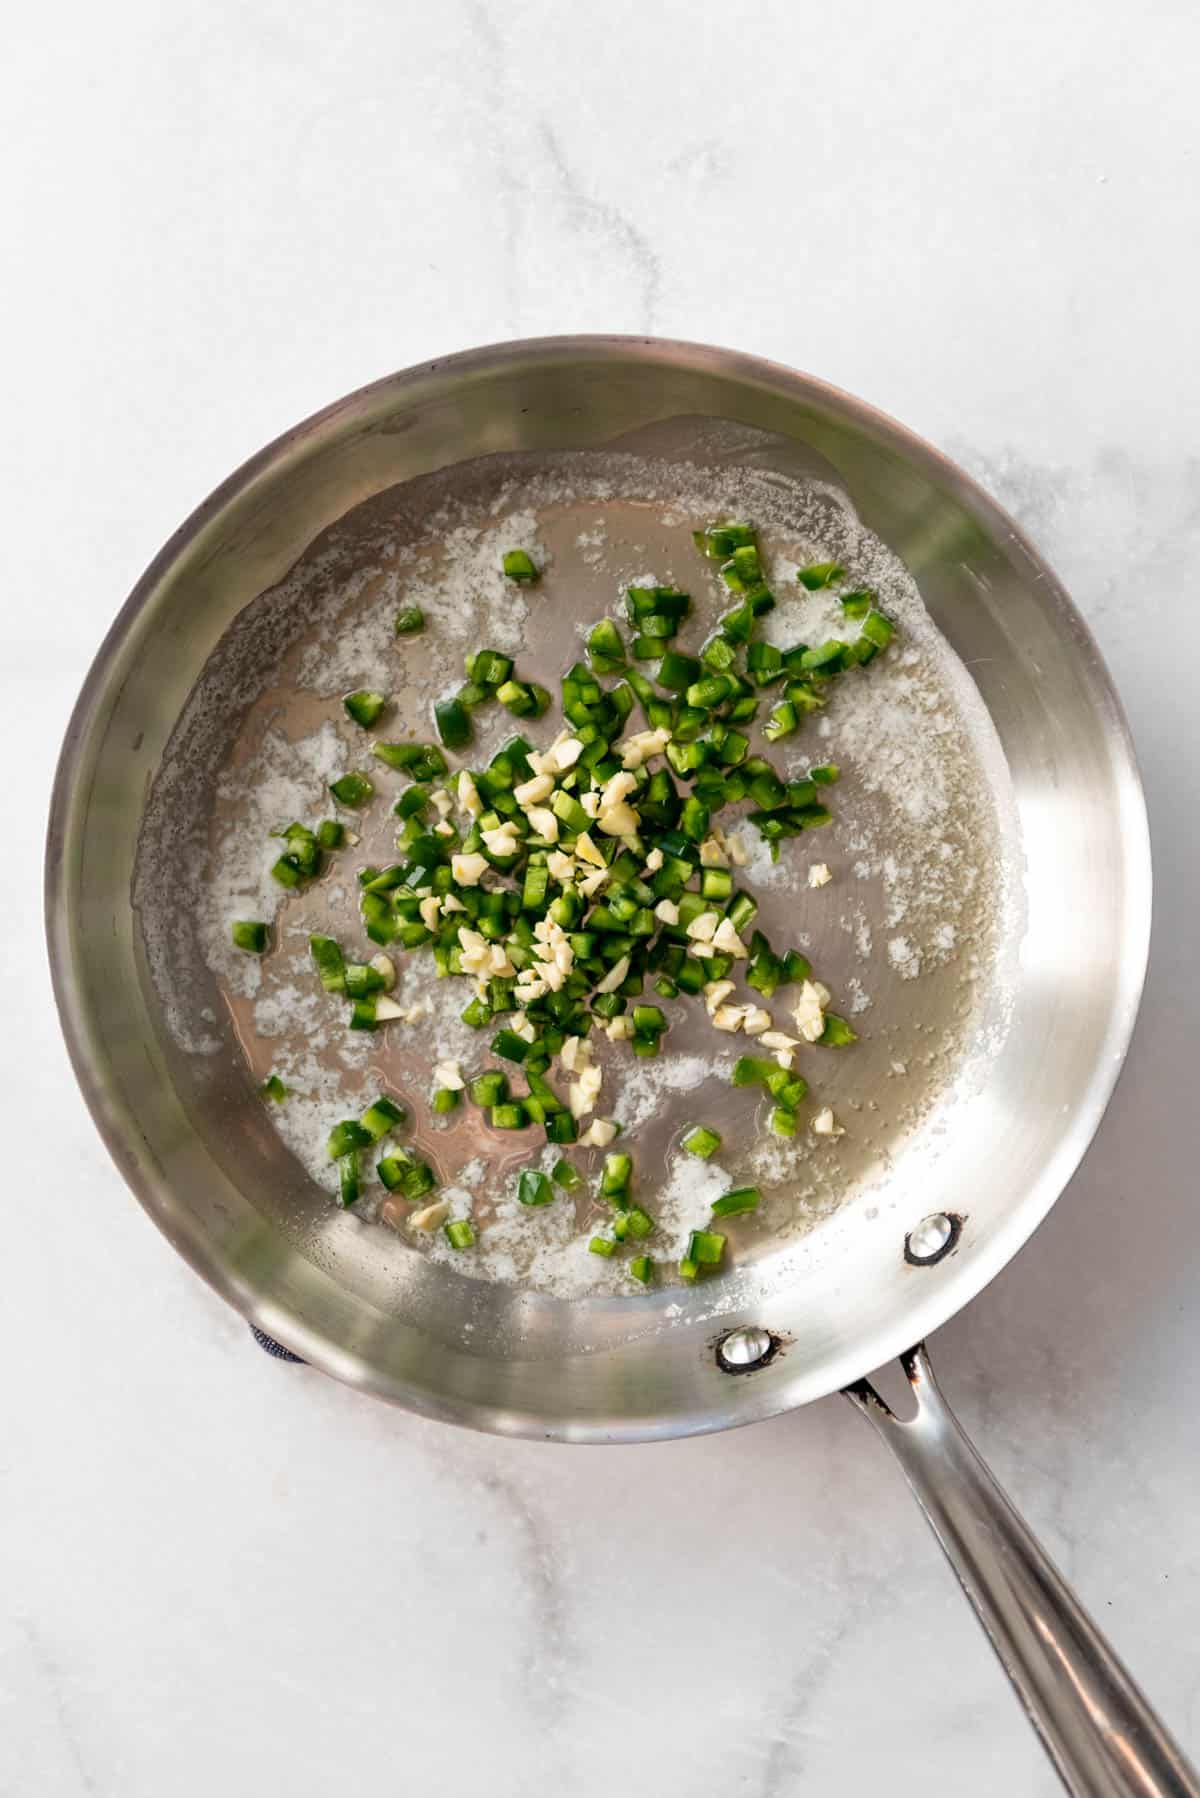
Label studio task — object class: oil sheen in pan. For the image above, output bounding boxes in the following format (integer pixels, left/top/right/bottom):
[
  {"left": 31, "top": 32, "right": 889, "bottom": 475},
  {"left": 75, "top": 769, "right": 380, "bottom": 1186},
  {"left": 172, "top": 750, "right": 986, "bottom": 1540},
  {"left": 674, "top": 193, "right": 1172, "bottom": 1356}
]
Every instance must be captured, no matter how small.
[{"left": 133, "top": 429, "right": 1021, "bottom": 1300}]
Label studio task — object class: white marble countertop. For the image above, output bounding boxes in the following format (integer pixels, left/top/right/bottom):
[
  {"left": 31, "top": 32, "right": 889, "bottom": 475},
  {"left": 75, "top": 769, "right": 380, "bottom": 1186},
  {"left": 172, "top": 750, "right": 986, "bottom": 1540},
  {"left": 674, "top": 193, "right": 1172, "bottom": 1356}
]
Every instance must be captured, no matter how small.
[{"left": 6, "top": 4, "right": 1200, "bottom": 1793}]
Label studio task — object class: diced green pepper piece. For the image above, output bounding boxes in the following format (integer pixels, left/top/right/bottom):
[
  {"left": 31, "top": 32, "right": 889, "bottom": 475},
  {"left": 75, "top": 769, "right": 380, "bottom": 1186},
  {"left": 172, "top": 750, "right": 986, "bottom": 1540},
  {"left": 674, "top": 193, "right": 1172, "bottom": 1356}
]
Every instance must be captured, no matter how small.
[
  {"left": 376, "top": 1153, "right": 414, "bottom": 1192},
  {"left": 725, "top": 892, "right": 756, "bottom": 936},
  {"left": 270, "top": 854, "right": 306, "bottom": 889},
  {"left": 433, "top": 1087, "right": 461, "bottom": 1114},
  {"left": 785, "top": 679, "right": 825, "bottom": 716},
  {"left": 338, "top": 1152, "right": 361, "bottom": 1207},
  {"left": 720, "top": 601, "right": 754, "bottom": 643},
  {"left": 713, "top": 727, "right": 749, "bottom": 767},
  {"left": 274, "top": 824, "right": 318, "bottom": 877},
  {"left": 344, "top": 689, "right": 387, "bottom": 728},
  {"left": 316, "top": 818, "right": 345, "bottom": 850},
  {"left": 730, "top": 543, "right": 762, "bottom": 582},
  {"left": 761, "top": 1064, "right": 795, "bottom": 1100},
  {"left": 658, "top": 650, "right": 702, "bottom": 692},
  {"left": 394, "top": 606, "right": 425, "bottom": 635},
  {"left": 552, "top": 1158, "right": 582, "bottom": 1190},
  {"left": 840, "top": 590, "right": 873, "bottom": 619},
  {"left": 434, "top": 698, "right": 471, "bottom": 749},
  {"left": 363, "top": 862, "right": 411, "bottom": 894},
  {"left": 762, "top": 701, "right": 798, "bottom": 743},
  {"left": 746, "top": 943, "right": 782, "bottom": 998},
  {"left": 633, "top": 633, "right": 668, "bottom": 660},
  {"left": 687, "top": 674, "right": 733, "bottom": 709},
  {"left": 343, "top": 962, "right": 385, "bottom": 999},
  {"left": 495, "top": 679, "right": 537, "bottom": 717},
  {"left": 328, "top": 1118, "right": 373, "bottom": 1158},
  {"left": 360, "top": 897, "right": 397, "bottom": 948},
  {"left": 622, "top": 1205, "right": 655, "bottom": 1239},
  {"left": 687, "top": 1228, "right": 726, "bottom": 1266},
  {"left": 373, "top": 742, "right": 449, "bottom": 779},
  {"left": 711, "top": 1187, "right": 760, "bottom": 1218},
  {"left": 777, "top": 1075, "right": 808, "bottom": 1109},
  {"left": 445, "top": 1219, "right": 476, "bottom": 1249},
  {"left": 819, "top": 1013, "right": 857, "bottom": 1046},
  {"left": 491, "top": 1102, "right": 528, "bottom": 1130},
  {"left": 587, "top": 618, "right": 626, "bottom": 673},
  {"left": 747, "top": 642, "right": 784, "bottom": 686},
  {"left": 674, "top": 961, "right": 706, "bottom": 1000},
  {"left": 680, "top": 796, "right": 709, "bottom": 842},
  {"left": 731, "top": 1055, "right": 772, "bottom": 1088},
  {"left": 394, "top": 786, "right": 429, "bottom": 821},
  {"left": 781, "top": 949, "right": 812, "bottom": 983},
  {"left": 682, "top": 1124, "right": 721, "bottom": 1159},
  {"left": 626, "top": 585, "right": 689, "bottom": 623},
  {"left": 258, "top": 1074, "right": 288, "bottom": 1103},
  {"left": 502, "top": 549, "right": 538, "bottom": 583},
  {"left": 470, "top": 648, "right": 514, "bottom": 686},
  {"left": 361, "top": 1095, "right": 405, "bottom": 1140},
  {"left": 329, "top": 771, "right": 375, "bottom": 807},
  {"left": 701, "top": 633, "right": 738, "bottom": 674},
  {"left": 551, "top": 789, "right": 590, "bottom": 834},
  {"left": 348, "top": 995, "right": 378, "bottom": 1031},
  {"left": 402, "top": 1160, "right": 438, "bottom": 1200},
  {"left": 694, "top": 522, "right": 755, "bottom": 560},
  {"left": 588, "top": 1236, "right": 616, "bottom": 1257},
  {"left": 491, "top": 1027, "right": 530, "bottom": 1063},
  {"left": 630, "top": 1255, "right": 654, "bottom": 1284},
  {"left": 600, "top": 1152, "right": 632, "bottom": 1201},
  {"left": 749, "top": 769, "right": 787, "bottom": 809},
  {"left": 799, "top": 640, "right": 850, "bottom": 673},
  {"left": 470, "top": 1071, "right": 509, "bottom": 1108},
  {"left": 516, "top": 1169, "right": 555, "bottom": 1207},
  {"left": 797, "top": 561, "right": 845, "bottom": 590},
  {"left": 860, "top": 609, "right": 895, "bottom": 649},
  {"left": 231, "top": 919, "right": 270, "bottom": 954},
  {"left": 522, "top": 858, "right": 550, "bottom": 910}
]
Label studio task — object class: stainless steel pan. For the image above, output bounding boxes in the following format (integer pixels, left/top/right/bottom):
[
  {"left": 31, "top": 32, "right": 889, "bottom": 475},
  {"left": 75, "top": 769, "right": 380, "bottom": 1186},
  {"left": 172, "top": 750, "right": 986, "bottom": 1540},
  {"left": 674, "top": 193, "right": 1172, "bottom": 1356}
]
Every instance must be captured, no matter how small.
[{"left": 46, "top": 337, "right": 1191, "bottom": 1796}]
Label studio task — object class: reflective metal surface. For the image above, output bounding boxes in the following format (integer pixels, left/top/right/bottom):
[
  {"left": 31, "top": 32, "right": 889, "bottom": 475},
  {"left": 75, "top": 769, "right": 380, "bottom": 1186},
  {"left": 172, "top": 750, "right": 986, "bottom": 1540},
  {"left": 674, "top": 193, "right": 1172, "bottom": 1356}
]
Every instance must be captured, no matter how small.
[
  {"left": 45, "top": 336, "right": 1151, "bottom": 1438},
  {"left": 847, "top": 1349, "right": 1199, "bottom": 1798}
]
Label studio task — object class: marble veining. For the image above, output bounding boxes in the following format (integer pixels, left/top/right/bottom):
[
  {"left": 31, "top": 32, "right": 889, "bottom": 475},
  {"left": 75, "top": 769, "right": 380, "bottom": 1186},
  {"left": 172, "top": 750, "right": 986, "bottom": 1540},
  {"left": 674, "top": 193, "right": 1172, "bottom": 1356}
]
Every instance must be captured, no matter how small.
[
  {"left": 535, "top": 120, "right": 663, "bottom": 334},
  {"left": 6, "top": 1, "right": 1200, "bottom": 1793}
]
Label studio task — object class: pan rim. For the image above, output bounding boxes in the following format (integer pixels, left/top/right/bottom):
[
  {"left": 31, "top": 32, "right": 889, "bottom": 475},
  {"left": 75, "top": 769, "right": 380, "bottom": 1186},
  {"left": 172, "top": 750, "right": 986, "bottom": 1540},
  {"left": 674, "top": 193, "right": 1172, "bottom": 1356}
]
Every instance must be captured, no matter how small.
[{"left": 45, "top": 334, "right": 1153, "bottom": 1438}]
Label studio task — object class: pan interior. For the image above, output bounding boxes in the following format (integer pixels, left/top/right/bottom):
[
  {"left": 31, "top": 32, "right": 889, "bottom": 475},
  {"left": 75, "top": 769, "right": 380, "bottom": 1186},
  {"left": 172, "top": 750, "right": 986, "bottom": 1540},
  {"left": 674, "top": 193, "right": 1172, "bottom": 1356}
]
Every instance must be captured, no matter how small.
[
  {"left": 53, "top": 341, "right": 1146, "bottom": 1436},
  {"left": 134, "top": 421, "right": 1019, "bottom": 1335}
]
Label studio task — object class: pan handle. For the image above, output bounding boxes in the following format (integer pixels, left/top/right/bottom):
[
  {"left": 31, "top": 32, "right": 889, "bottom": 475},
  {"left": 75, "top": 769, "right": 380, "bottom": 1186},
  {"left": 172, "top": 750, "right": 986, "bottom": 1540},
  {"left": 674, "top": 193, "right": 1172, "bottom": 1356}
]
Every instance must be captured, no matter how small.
[{"left": 844, "top": 1344, "right": 1199, "bottom": 1798}]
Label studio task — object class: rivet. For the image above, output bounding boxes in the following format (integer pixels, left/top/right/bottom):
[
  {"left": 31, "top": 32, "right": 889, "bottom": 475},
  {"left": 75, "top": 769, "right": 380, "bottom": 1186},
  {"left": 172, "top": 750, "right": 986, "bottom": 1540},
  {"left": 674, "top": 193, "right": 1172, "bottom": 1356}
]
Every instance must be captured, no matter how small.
[
  {"left": 905, "top": 1212, "right": 962, "bottom": 1266},
  {"left": 716, "top": 1325, "right": 776, "bottom": 1374}
]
